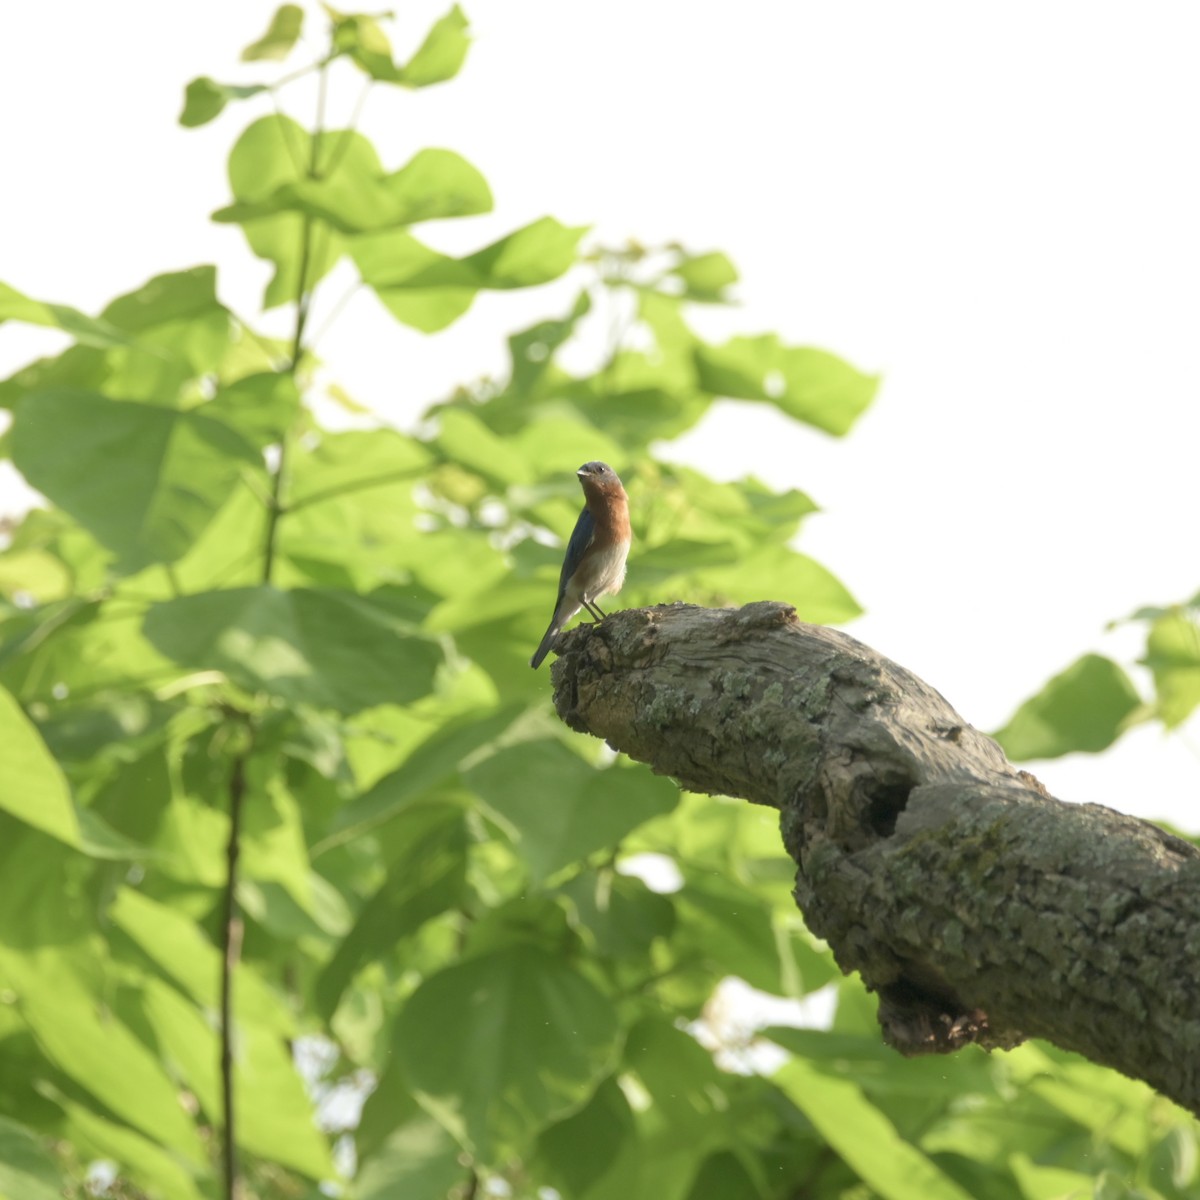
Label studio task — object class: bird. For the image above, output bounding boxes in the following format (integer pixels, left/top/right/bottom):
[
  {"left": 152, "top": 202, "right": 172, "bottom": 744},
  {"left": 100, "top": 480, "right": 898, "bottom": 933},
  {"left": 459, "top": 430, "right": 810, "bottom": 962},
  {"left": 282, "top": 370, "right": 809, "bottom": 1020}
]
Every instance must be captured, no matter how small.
[{"left": 530, "top": 461, "right": 631, "bottom": 669}]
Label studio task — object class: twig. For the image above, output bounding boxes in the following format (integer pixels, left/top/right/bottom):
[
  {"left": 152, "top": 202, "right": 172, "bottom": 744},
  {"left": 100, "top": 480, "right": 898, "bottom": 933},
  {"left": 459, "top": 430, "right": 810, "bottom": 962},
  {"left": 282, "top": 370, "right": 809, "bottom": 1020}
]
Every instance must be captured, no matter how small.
[
  {"left": 220, "top": 750, "right": 249, "bottom": 1200},
  {"left": 304, "top": 279, "right": 365, "bottom": 351},
  {"left": 261, "top": 62, "right": 327, "bottom": 586}
]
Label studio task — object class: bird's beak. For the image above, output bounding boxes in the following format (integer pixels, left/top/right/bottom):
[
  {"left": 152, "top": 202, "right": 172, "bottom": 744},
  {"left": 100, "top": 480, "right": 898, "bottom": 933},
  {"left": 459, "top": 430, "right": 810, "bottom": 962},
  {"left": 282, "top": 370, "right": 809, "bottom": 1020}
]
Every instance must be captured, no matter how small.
[{"left": 576, "top": 467, "right": 589, "bottom": 477}]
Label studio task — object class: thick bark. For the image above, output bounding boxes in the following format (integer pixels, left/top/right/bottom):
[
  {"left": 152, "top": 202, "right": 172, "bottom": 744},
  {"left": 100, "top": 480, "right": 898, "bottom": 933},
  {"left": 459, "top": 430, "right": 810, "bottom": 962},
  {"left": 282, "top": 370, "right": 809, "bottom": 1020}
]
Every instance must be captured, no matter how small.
[{"left": 550, "top": 601, "right": 1200, "bottom": 1116}]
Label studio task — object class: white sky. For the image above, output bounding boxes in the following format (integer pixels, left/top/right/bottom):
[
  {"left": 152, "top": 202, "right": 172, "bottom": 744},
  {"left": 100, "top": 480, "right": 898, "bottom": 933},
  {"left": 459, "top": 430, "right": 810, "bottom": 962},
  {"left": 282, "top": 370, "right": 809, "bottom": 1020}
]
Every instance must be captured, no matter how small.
[{"left": 2, "top": 2, "right": 1198, "bottom": 826}]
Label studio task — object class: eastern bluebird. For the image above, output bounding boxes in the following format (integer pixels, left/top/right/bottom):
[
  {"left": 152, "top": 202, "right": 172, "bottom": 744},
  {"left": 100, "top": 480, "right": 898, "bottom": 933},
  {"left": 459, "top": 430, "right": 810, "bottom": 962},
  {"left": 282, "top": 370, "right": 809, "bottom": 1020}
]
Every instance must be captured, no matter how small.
[{"left": 530, "top": 461, "right": 632, "bottom": 669}]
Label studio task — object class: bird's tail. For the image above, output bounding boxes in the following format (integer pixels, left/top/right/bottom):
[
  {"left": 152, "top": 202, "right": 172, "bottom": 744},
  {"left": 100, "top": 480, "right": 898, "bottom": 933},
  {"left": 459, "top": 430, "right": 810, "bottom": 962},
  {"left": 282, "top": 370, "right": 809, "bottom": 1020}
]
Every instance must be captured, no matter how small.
[{"left": 529, "top": 620, "right": 562, "bottom": 669}]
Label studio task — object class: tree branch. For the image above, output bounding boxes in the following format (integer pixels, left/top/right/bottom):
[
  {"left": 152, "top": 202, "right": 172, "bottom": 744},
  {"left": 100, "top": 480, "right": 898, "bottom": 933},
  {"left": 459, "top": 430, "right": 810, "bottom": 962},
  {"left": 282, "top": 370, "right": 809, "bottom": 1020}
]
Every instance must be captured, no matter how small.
[
  {"left": 550, "top": 602, "right": 1200, "bottom": 1116},
  {"left": 220, "top": 750, "right": 248, "bottom": 1200}
]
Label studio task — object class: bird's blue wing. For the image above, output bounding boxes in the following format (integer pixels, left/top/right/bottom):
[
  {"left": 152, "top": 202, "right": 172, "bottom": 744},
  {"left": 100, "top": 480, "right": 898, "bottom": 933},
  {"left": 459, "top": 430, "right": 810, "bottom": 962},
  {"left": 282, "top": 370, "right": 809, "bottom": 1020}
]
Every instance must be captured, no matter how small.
[{"left": 556, "top": 505, "right": 595, "bottom": 601}]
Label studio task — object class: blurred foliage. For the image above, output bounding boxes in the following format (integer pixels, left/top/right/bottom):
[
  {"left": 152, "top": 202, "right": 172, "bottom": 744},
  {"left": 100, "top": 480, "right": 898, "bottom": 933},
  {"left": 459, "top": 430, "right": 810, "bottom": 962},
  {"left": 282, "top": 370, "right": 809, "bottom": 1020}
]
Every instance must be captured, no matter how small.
[
  {"left": 996, "top": 594, "right": 1200, "bottom": 761},
  {"left": 0, "top": 5, "right": 1195, "bottom": 1199}
]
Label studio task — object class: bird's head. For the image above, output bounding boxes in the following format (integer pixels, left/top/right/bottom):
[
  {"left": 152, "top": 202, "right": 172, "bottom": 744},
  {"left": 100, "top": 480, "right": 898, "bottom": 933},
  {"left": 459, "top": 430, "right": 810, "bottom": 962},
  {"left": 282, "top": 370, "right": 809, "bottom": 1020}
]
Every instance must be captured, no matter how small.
[
  {"left": 576, "top": 461, "right": 625, "bottom": 498},
  {"left": 577, "top": 461, "right": 621, "bottom": 485}
]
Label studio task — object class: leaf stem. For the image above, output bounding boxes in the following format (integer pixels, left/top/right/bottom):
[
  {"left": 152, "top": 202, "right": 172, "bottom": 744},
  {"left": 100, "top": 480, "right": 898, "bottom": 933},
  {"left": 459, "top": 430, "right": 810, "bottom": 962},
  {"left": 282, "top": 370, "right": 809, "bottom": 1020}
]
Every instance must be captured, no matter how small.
[
  {"left": 286, "top": 463, "right": 425, "bottom": 513},
  {"left": 320, "top": 77, "right": 372, "bottom": 177},
  {"left": 304, "top": 279, "right": 364, "bottom": 349},
  {"left": 220, "top": 749, "right": 248, "bottom": 1200},
  {"left": 261, "top": 61, "right": 329, "bottom": 586}
]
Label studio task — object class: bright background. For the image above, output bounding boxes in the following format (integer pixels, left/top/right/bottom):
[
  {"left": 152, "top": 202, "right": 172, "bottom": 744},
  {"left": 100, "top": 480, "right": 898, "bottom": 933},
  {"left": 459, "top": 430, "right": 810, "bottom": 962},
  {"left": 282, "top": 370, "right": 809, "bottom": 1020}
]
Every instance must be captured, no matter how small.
[{"left": 3, "top": 1, "right": 1198, "bottom": 825}]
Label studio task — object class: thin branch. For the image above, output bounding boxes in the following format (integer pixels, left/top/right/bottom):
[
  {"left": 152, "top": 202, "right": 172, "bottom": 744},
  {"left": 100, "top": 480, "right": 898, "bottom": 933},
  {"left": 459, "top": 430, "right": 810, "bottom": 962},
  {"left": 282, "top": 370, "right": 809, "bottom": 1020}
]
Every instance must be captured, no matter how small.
[
  {"left": 260, "top": 438, "right": 292, "bottom": 587},
  {"left": 319, "top": 77, "right": 373, "bottom": 178},
  {"left": 267, "top": 56, "right": 328, "bottom": 95},
  {"left": 237, "top": 464, "right": 277, "bottom": 510},
  {"left": 262, "top": 61, "right": 328, "bottom": 586},
  {"left": 220, "top": 749, "right": 249, "bottom": 1200},
  {"left": 304, "top": 279, "right": 365, "bottom": 351},
  {"left": 269, "top": 91, "right": 308, "bottom": 178}
]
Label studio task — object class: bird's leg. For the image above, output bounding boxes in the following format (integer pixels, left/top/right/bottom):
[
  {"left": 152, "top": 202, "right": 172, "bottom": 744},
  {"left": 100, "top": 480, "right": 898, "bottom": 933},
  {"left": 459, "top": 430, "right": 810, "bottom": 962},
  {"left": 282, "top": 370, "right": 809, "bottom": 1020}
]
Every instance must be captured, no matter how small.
[{"left": 582, "top": 600, "right": 606, "bottom": 622}]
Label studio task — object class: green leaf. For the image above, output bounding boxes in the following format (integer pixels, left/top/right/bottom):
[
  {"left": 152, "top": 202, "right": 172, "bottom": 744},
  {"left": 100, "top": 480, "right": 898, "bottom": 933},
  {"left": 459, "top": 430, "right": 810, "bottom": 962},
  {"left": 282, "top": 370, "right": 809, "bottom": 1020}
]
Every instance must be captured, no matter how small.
[
  {"left": 213, "top": 147, "right": 493, "bottom": 234},
  {"left": 355, "top": 1113, "right": 465, "bottom": 1200},
  {"left": 143, "top": 587, "right": 443, "bottom": 714},
  {"left": 278, "top": 430, "right": 436, "bottom": 590},
  {"left": 398, "top": 945, "right": 620, "bottom": 1159},
  {"left": 0, "top": 688, "right": 139, "bottom": 858},
  {"left": 994, "top": 653, "right": 1142, "bottom": 760},
  {"left": 773, "top": 1057, "right": 975, "bottom": 1200},
  {"left": 534, "top": 1077, "right": 636, "bottom": 1198},
  {"left": 684, "top": 1152, "right": 766, "bottom": 1200},
  {"left": 322, "top": 706, "right": 523, "bottom": 849},
  {"left": 467, "top": 743, "right": 678, "bottom": 883},
  {"left": 365, "top": 280, "right": 477, "bottom": 333},
  {"left": 672, "top": 868, "right": 786, "bottom": 994},
  {"left": 434, "top": 406, "right": 535, "bottom": 486},
  {"left": 1, "top": 267, "right": 232, "bottom": 411},
  {"left": 0, "top": 684, "right": 82, "bottom": 847},
  {"left": 0, "top": 280, "right": 139, "bottom": 350},
  {"left": 1092, "top": 1172, "right": 1149, "bottom": 1200},
  {"left": 100, "top": 266, "right": 232, "bottom": 380},
  {"left": 241, "top": 3, "right": 304, "bottom": 61},
  {"left": 673, "top": 250, "right": 738, "bottom": 301},
  {"left": 761, "top": 1026, "right": 995, "bottom": 1098},
  {"left": 397, "top": 4, "right": 471, "bottom": 86},
  {"left": 559, "top": 868, "right": 675, "bottom": 957},
  {"left": 352, "top": 217, "right": 588, "bottom": 332},
  {"left": 330, "top": 9, "right": 394, "bottom": 68},
  {"left": 1006, "top": 1045, "right": 1158, "bottom": 1158},
  {"left": 207, "top": 371, "right": 299, "bottom": 447},
  {"left": 682, "top": 548, "right": 862, "bottom": 624},
  {"left": 507, "top": 290, "right": 592, "bottom": 395},
  {"left": 0, "top": 950, "right": 205, "bottom": 1163},
  {"left": 11, "top": 389, "right": 262, "bottom": 571},
  {"left": 0, "top": 1116, "right": 63, "bottom": 1200},
  {"left": 1143, "top": 611, "right": 1200, "bottom": 729},
  {"left": 1009, "top": 1152, "right": 1095, "bottom": 1200},
  {"left": 581, "top": 1018, "right": 735, "bottom": 1200},
  {"left": 224, "top": 115, "right": 348, "bottom": 308},
  {"left": 287, "top": 426, "right": 432, "bottom": 511},
  {"left": 179, "top": 76, "right": 266, "bottom": 128},
  {"left": 44, "top": 1088, "right": 207, "bottom": 1200},
  {"left": 240, "top": 763, "right": 323, "bottom": 917},
  {"left": 316, "top": 803, "right": 467, "bottom": 1017},
  {"left": 134, "top": 976, "right": 334, "bottom": 1178},
  {"left": 366, "top": 146, "right": 494, "bottom": 228},
  {"left": 695, "top": 335, "right": 878, "bottom": 436},
  {"left": 1149, "top": 1126, "right": 1198, "bottom": 1195},
  {"left": 110, "top": 887, "right": 293, "bottom": 1034},
  {"left": 0, "top": 598, "right": 180, "bottom": 712},
  {"left": 346, "top": 4, "right": 472, "bottom": 87}
]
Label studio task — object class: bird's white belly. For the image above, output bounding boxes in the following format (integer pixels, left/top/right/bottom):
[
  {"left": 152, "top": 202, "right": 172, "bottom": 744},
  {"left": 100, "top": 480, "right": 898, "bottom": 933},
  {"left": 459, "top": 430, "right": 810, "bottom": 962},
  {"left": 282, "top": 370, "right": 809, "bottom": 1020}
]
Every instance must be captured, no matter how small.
[{"left": 566, "top": 541, "right": 628, "bottom": 604}]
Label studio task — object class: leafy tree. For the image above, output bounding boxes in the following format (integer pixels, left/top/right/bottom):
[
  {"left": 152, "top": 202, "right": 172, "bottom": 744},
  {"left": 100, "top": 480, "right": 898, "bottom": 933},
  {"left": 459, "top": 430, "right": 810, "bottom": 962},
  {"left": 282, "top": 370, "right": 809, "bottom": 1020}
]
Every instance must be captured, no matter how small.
[{"left": 0, "top": 6, "right": 1195, "bottom": 1200}]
